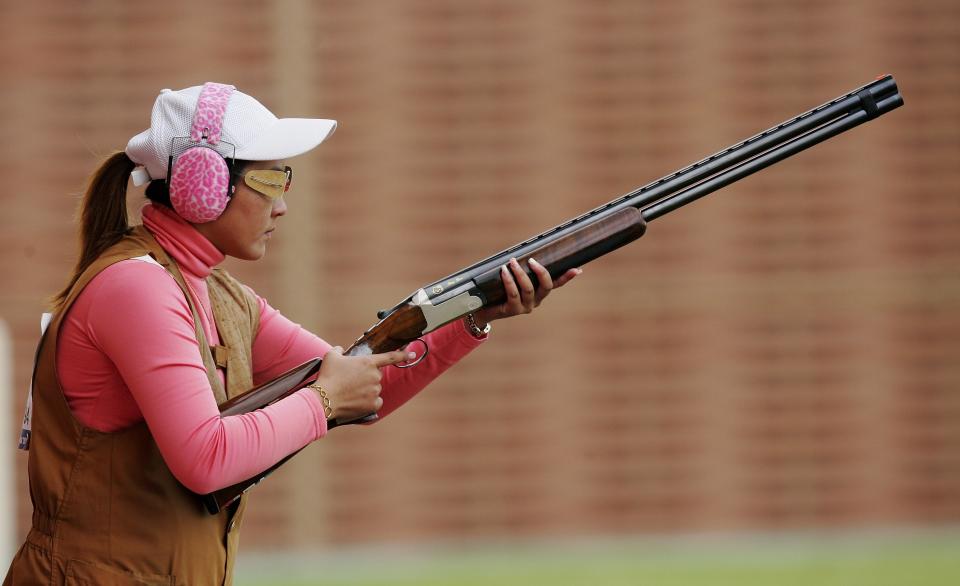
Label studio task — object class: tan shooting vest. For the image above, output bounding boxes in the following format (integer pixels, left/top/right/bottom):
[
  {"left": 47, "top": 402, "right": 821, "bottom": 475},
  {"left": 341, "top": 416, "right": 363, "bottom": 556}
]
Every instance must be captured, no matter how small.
[{"left": 4, "top": 226, "right": 259, "bottom": 586}]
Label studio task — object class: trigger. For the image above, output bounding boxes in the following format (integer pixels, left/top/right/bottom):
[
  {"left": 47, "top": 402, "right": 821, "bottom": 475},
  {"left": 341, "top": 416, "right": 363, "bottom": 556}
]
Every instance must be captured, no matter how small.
[{"left": 395, "top": 338, "right": 429, "bottom": 369}]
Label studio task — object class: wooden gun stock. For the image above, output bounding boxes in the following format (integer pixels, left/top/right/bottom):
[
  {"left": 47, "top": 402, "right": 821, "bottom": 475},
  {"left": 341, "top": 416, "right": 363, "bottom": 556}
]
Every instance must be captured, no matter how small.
[{"left": 201, "top": 359, "right": 321, "bottom": 514}]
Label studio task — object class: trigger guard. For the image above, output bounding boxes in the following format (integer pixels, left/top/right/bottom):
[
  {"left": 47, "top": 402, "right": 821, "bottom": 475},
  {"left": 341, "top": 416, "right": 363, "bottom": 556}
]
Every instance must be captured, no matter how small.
[{"left": 394, "top": 338, "right": 428, "bottom": 369}]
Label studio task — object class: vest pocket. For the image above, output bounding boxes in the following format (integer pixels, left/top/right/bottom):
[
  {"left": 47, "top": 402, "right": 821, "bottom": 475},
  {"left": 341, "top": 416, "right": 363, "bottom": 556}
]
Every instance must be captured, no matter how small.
[{"left": 64, "top": 558, "right": 175, "bottom": 586}]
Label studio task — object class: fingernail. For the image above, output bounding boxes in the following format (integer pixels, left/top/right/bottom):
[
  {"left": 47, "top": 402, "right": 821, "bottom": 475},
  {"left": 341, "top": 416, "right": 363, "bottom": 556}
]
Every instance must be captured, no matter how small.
[
  {"left": 407, "top": 352, "right": 417, "bottom": 360},
  {"left": 528, "top": 258, "right": 539, "bottom": 266}
]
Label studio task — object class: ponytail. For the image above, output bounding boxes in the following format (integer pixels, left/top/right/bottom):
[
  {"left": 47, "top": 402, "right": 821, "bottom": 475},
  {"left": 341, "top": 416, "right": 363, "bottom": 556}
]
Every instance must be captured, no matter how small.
[{"left": 52, "top": 152, "right": 136, "bottom": 311}]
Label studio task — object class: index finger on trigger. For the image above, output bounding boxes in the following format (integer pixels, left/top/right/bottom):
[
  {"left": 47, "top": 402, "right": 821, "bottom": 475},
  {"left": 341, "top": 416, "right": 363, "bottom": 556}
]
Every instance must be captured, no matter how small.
[{"left": 372, "top": 349, "right": 416, "bottom": 367}]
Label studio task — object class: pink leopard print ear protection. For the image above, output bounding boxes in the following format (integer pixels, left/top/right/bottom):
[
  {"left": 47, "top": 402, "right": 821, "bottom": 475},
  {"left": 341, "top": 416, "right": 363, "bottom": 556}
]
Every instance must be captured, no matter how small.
[{"left": 168, "top": 82, "right": 236, "bottom": 223}]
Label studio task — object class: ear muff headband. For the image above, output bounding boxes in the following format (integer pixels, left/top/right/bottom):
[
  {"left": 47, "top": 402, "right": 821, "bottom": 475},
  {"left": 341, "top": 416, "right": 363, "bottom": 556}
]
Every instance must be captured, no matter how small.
[{"left": 168, "top": 83, "right": 236, "bottom": 223}]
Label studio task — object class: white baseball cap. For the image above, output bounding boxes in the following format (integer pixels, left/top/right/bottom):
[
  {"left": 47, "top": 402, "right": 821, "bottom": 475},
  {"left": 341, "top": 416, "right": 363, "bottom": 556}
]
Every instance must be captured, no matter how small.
[{"left": 125, "top": 84, "right": 337, "bottom": 185}]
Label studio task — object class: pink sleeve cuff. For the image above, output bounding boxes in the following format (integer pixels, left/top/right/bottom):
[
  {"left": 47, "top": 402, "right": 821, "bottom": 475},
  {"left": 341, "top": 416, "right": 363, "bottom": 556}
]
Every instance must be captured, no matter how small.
[{"left": 296, "top": 387, "right": 329, "bottom": 439}]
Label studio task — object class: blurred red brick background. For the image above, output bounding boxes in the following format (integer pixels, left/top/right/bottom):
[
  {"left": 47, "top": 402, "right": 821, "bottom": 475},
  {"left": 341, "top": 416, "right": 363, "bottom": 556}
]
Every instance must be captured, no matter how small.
[{"left": 1, "top": 0, "right": 958, "bottom": 548}]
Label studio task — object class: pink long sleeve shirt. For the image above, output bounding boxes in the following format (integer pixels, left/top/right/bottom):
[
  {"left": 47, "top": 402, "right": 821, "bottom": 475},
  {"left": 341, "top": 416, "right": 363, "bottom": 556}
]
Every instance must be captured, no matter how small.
[{"left": 56, "top": 204, "right": 485, "bottom": 494}]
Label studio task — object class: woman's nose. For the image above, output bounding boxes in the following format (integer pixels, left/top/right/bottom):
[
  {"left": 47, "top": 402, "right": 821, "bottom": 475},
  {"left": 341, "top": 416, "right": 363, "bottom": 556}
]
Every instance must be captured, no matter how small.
[{"left": 272, "top": 195, "right": 288, "bottom": 217}]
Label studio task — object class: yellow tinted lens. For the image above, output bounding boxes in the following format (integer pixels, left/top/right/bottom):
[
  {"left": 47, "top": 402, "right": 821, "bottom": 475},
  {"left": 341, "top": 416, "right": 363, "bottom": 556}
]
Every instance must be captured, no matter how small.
[{"left": 244, "top": 169, "right": 288, "bottom": 199}]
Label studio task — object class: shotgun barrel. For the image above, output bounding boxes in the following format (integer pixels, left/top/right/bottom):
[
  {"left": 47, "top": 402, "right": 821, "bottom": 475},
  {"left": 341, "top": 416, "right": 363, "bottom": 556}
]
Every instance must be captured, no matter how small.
[{"left": 395, "top": 75, "right": 902, "bottom": 314}]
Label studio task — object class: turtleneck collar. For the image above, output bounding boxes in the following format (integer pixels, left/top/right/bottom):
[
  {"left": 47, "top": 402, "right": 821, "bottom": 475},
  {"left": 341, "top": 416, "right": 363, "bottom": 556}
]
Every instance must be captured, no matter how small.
[{"left": 141, "top": 204, "right": 224, "bottom": 279}]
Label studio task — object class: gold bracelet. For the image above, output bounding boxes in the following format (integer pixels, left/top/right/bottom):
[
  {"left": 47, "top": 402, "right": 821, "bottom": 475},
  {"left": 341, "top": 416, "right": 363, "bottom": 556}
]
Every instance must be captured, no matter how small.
[
  {"left": 464, "top": 313, "right": 491, "bottom": 339},
  {"left": 308, "top": 383, "right": 333, "bottom": 420}
]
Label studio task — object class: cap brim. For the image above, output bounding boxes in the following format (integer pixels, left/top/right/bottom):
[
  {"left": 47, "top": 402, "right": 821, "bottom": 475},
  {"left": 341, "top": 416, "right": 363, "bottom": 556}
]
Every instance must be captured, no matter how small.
[{"left": 234, "top": 118, "right": 337, "bottom": 162}]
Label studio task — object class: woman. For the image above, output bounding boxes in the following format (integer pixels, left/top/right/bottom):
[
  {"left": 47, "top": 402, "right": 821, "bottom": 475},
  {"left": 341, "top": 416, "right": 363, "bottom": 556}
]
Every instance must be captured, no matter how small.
[{"left": 4, "top": 83, "right": 580, "bottom": 586}]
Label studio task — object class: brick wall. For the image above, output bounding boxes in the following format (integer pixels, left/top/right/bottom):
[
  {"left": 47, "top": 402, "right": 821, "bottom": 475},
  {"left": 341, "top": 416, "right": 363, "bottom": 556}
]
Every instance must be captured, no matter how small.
[{"left": 1, "top": 0, "right": 958, "bottom": 548}]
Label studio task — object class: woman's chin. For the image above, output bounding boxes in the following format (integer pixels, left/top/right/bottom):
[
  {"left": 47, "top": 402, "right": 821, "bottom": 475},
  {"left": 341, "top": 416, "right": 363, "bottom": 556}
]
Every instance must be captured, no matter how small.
[{"left": 230, "top": 243, "right": 267, "bottom": 261}]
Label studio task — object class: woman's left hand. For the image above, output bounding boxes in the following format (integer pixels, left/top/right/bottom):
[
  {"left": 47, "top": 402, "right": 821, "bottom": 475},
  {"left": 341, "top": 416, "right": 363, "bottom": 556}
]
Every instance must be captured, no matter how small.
[{"left": 469, "top": 257, "right": 582, "bottom": 328}]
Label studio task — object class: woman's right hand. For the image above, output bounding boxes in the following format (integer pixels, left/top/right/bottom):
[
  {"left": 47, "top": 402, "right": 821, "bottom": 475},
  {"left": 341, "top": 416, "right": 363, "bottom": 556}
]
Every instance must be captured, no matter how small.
[{"left": 312, "top": 346, "right": 414, "bottom": 422}]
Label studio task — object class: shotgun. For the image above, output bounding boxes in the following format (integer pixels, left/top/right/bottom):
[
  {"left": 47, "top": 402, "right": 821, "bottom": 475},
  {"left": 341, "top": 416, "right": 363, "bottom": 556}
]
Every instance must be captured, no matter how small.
[{"left": 202, "top": 75, "right": 903, "bottom": 514}]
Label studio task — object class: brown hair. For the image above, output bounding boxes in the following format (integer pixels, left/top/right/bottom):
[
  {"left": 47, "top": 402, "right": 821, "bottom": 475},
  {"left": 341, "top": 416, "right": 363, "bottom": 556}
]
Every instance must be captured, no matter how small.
[
  {"left": 52, "top": 154, "right": 251, "bottom": 310},
  {"left": 52, "top": 151, "right": 136, "bottom": 311}
]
